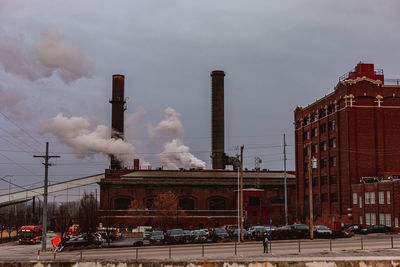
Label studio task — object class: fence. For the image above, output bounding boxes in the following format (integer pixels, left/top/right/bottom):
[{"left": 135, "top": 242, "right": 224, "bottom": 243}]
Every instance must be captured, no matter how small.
[{"left": 32, "top": 235, "right": 400, "bottom": 261}]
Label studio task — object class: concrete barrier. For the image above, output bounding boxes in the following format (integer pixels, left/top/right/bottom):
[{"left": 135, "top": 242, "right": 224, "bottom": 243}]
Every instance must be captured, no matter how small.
[{"left": 1, "top": 260, "right": 400, "bottom": 267}]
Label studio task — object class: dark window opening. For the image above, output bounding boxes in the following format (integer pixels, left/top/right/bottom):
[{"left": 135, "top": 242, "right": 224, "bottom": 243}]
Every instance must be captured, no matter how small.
[
  {"left": 321, "top": 193, "right": 328, "bottom": 202},
  {"left": 249, "top": 197, "right": 260, "bottom": 206},
  {"left": 209, "top": 197, "right": 226, "bottom": 210},
  {"left": 311, "top": 127, "right": 317, "bottom": 137},
  {"left": 320, "top": 124, "right": 326, "bottom": 134},
  {"left": 330, "top": 175, "right": 337, "bottom": 185},
  {"left": 320, "top": 158, "right": 327, "bottom": 168},
  {"left": 179, "top": 198, "right": 195, "bottom": 210},
  {"left": 329, "top": 120, "right": 336, "bottom": 131},
  {"left": 114, "top": 198, "right": 131, "bottom": 210},
  {"left": 312, "top": 177, "right": 318, "bottom": 186},
  {"left": 145, "top": 198, "right": 154, "bottom": 210},
  {"left": 321, "top": 176, "right": 328, "bottom": 185},
  {"left": 252, "top": 211, "right": 257, "bottom": 217}
]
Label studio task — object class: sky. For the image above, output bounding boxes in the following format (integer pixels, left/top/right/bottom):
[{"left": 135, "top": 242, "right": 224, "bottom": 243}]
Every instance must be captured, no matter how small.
[{"left": 0, "top": 0, "right": 400, "bottom": 200}]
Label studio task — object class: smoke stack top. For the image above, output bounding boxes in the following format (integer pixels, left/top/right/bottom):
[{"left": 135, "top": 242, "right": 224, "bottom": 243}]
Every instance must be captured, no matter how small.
[
  {"left": 211, "top": 70, "right": 226, "bottom": 169},
  {"left": 110, "top": 74, "right": 126, "bottom": 169}
]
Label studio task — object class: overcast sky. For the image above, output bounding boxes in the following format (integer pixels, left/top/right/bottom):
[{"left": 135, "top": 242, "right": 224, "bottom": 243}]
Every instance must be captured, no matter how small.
[{"left": 0, "top": 0, "right": 399, "bottom": 200}]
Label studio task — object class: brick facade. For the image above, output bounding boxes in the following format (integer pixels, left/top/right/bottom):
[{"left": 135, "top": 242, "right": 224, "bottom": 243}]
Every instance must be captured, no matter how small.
[
  {"left": 294, "top": 62, "right": 400, "bottom": 228},
  {"left": 99, "top": 169, "right": 296, "bottom": 229}
]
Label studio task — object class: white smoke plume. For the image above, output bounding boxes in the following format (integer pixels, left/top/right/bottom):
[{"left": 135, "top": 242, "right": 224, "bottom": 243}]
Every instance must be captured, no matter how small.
[
  {"left": 153, "top": 107, "right": 206, "bottom": 170},
  {"left": 0, "top": 29, "right": 93, "bottom": 83},
  {"left": 148, "top": 106, "right": 184, "bottom": 141},
  {"left": 0, "top": 88, "right": 31, "bottom": 120},
  {"left": 158, "top": 139, "right": 206, "bottom": 170},
  {"left": 38, "top": 113, "right": 136, "bottom": 166}
]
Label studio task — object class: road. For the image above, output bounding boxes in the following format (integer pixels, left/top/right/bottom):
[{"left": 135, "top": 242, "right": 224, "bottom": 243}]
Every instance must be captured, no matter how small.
[{"left": 1, "top": 234, "right": 400, "bottom": 261}]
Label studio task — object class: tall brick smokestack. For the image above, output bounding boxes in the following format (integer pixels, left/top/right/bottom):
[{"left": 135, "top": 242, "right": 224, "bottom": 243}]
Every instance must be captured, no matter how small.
[
  {"left": 109, "top": 74, "right": 126, "bottom": 169},
  {"left": 211, "top": 70, "right": 226, "bottom": 169}
]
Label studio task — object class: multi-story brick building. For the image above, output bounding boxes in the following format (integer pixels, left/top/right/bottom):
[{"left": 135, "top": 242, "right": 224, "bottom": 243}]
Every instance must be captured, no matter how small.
[{"left": 294, "top": 62, "right": 400, "bottom": 227}]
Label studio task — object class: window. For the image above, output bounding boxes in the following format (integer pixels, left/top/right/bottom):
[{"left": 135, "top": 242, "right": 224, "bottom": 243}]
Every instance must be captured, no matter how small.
[
  {"left": 330, "top": 193, "right": 338, "bottom": 202},
  {"left": 365, "top": 213, "right": 371, "bottom": 225},
  {"left": 319, "top": 109, "right": 326, "bottom": 118},
  {"left": 370, "top": 192, "right": 376, "bottom": 204},
  {"left": 209, "top": 197, "right": 226, "bottom": 210},
  {"left": 380, "top": 214, "right": 385, "bottom": 225},
  {"left": 360, "top": 216, "right": 363, "bottom": 225},
  {"left": 304, "top": 162, "right": 309, "bottom": 171},
  {"left": 387, "top": 191, "right": 391, "bottom": 204},
  {"left": 114, "top": 198, "right": 131, "bottom": 210},
  {"left": 329, "top": 119, "right": 336, "bottom": 131},
  {"left": 311, "top": 143, "right": 318, "bottom": 154},
  {"left": 312, "top": 177, "right": 318, "bottom": 186},
  {"left": 304, "top": 130, "right": 310, "bottom": 140},
  {"left": 252, "top": 211, "right": 257, "bottom": 217},
  {"left": 330, "top": 157, "right": 337, "bottom": 167},
  {"left": 311, "top": 127, "right": 318, "bottom": 137},
  {"left": 371, "top": 213, "right": 376, "bottom": 225},
  {"left": 248, "top": 197, "right": 260, "bottom": 206},
  {"left": 321, "top": 193, "right": 328, "bottom": 202},
  {"left": 311, "top": 113, "right": 316, "bottom": 122},
  {"left": 359, "top": 196, "right": 362, "bottom": 208},
  {"left": 145, "top": 198, "right": 154, "bottom": 210},
  {"left": 303, "top": 117, "right": 309, "bottom": 126},
  {"left": 320, "top": 158, "right": 327, "bottom": 168},
  {"left": 320, "top": 141, "right": 327, "bottom": 151},
  {"left": 379, "top": 191, "right": 384, "bottom": 204},
  {"left": 321, "top": 176, "right": 328, "bottom": 185},
  {"left": 395, "top": 217, "right": 398, "bottom": 228},
  {"left": 353, "top": 193, "right": 358, "bottom": 205},
  {"left": 365, "top": 192, "right": 370, "bottom": 204},
  {"left": 320, "top": 124, "right": 326, "bottom": 134},
  {"left": 330, "top": 175, "right": 337, "bottom": 185},
  {"left": 304, "top": 178, "right": 309, "bottom": 187},
  {"left": 328, "top": 104, "right": 335, "bottom": 114},
  {"left": 179, "top": 198, "right": 195, "bottom": 210},
  {"left": 329, "top": 138, "right": 336, "bottom": 148},
  {"left": 386, "top": 214, "right": 391, "bottom": 227}
]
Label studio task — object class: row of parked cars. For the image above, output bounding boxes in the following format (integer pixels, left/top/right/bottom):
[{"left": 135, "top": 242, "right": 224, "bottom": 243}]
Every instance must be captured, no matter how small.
[{"left": 144, "top": 228, "right": 230, "bottom": 245}]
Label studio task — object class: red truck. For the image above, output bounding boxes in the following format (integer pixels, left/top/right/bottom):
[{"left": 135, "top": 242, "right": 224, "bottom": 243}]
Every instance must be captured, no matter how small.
[{"left": 18, "top": 225, "right": 42, "bottom": 244}]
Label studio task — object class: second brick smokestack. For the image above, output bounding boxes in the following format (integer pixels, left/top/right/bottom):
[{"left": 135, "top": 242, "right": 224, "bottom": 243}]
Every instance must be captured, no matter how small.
[
  {"left": 109, "top": 74, "right": 126, "bottom": 169},
  {"left": 211, "top": 70, "right": 226, "bottom": 169}
]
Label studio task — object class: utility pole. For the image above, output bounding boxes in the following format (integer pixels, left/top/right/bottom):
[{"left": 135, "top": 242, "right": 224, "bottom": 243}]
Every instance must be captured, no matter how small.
[
  {"left": 34, "top": 142, "right": 60, "bottom": 252},
  {"left": 307, "top": 144, "right": 314, "bottom": 240},
  {"left": 283, "top": 133, "right": 288, "bottom": 225},
  {"left": 239, "top": 145, "right": 244, "bottom": 242}
]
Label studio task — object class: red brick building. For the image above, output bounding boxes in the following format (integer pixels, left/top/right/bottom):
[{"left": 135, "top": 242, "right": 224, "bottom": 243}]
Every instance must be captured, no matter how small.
[
  {"left": 98, "top": 168, "right": 296, "bottom": 229},
  {"left": 294, "top": 62, "right": 400, "bottom": 227}
]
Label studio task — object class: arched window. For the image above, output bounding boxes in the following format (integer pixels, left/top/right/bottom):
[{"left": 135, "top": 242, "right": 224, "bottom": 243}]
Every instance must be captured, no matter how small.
[
  {"left": 145, "top": 198, "right": 154, "bottom": 210},
  {"left": 114, "top": 197, "right": 131, "bottom": 210},
  {"left": 179, "top": 198, "right": 194, "bottom": 210},
  {"left": 208, "top": 197, "right": 226, "bottom": 210}
]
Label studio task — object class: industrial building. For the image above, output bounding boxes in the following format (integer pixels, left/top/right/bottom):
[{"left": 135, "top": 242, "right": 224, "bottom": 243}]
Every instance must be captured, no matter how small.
[
  {"left": 294, "top": 62, "right": 400, "bottom": 228},
  {"left": 98, "top": 71, "right": 296, "bottom": 229}
]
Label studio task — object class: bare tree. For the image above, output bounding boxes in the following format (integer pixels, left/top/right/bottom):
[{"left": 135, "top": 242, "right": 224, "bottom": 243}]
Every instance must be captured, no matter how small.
[
  {"left": 152, "top": 191, "right": 185, "bottom": 229},
  {"left": 78, "top": 192, "right": 98, "bottom": 234},
  {"left": 55, "top": 204, "right": 71, "bottom": 237}
]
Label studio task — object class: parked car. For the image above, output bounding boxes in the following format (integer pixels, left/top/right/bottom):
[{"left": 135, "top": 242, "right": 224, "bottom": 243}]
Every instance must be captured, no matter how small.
[
  {"left": 313, "top": 225, "right": 332, "bottom": 238},
  {"left": 248, "top": 226, "right": 267, "bottom": 240},
  {"left": 270, "top": 224, "right": 309, "bottom": 240},
  {"left": 149, "top": 230, "right": 164, "bottom": 244},
  {"left": 211, "top": 228, "right": 229, "bottom": 241},
  {"left": 344, "top": 224, "right": 365, "bottom": 234},
  {"left": 360, "top": 224, "right": 392, "bottom": 234},
  {"left": 64, "top": 233, "right": 102, "bottom": 248},
  {"left": 191, "top": 230, "right": 208, "bottom": 243},
  {"left": 233, "top": 228, "right": 250, "bottom": 239},
  {"left": 165, "top": 229, "right": 186, "bottom": 244}
]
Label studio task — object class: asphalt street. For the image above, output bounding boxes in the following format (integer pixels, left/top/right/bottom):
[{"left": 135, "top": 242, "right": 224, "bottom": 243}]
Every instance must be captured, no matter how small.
[{"left": 1, "top": 234, "right": 400, "bottom": 262}]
